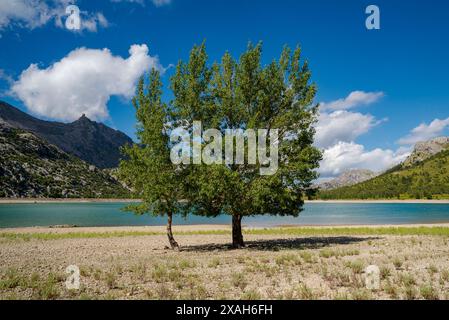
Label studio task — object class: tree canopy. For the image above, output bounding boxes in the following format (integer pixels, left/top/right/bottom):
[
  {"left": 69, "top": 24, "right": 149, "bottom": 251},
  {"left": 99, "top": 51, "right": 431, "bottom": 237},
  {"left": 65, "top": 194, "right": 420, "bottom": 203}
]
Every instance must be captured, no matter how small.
[
  {"left": 120, "top": 42, "right": 322, "bottom": 249},
  {"left": 171, "top": 42, "right": 322, "bottom": 247}
]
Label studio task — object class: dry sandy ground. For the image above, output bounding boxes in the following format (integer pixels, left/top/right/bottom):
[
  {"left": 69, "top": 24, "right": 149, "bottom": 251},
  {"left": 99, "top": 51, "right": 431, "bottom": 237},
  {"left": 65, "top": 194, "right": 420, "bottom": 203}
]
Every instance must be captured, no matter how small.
[{"left": 1, "top": 225, "right": 449, "bottom": 300}]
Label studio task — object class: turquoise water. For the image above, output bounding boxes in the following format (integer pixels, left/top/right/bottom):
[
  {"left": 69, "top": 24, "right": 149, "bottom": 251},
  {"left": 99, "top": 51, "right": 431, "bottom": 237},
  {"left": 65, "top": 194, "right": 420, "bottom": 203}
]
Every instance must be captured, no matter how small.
[{"left": 1, "top": 202, "right": 449, "bottom": 228}]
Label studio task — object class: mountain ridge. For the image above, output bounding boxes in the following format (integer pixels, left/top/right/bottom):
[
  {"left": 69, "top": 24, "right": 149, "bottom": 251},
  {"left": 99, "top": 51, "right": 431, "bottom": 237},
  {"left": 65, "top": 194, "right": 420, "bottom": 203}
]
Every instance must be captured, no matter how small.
[
  {"left": 0, "top": 122, "right": 130, "bottom": 198},
  {"left": 318, "top": 169, "right": 378, "bottom": 190},
  {"left": 0, "top": 101, "right": 133, "bottom": 168}
]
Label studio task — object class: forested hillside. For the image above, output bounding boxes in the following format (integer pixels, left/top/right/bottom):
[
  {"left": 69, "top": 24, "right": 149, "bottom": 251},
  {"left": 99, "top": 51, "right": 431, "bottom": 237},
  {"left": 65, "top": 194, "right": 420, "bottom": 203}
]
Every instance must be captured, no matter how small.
[{"left": 319, "top": 148, "right": 449, "bottom": 200}]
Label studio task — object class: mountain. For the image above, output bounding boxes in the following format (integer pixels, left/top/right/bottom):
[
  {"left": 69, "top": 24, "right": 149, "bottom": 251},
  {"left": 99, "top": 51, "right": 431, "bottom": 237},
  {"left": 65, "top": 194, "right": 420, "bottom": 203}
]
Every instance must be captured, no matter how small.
[
  {"left": 0, "top": 101, "right": 133, "bottom": 168},
  {"left": 318, "top": 169, "right": 378, "bottom": 191},
  {"left": 0, "top": 121, "right": 130, "bottom": 198},
  {"left": 402, "top": 136, "right": 449, "bottom": 167},
  {"left": 319, "top": 139, "right": 449, "bottom": 200}
]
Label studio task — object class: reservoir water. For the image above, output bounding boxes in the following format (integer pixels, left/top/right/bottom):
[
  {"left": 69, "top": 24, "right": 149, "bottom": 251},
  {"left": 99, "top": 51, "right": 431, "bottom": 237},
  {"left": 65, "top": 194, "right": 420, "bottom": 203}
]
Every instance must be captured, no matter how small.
[{"left": 1, "top": 202, "right": 449, "bottom": 228}]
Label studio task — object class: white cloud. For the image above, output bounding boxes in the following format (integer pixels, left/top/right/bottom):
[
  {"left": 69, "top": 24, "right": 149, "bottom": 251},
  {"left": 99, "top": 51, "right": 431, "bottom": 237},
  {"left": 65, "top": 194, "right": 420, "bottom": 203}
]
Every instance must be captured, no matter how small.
[
  {"left": 397, "top": 117, "right": 449, "bottom": 145},
  {"left": 315, "top": 110, "right": 382, "bottom": 148},
  {"left": 319, "top": 142, "right": 409, "bottom": 178},
  {"left": 11, "top": 44, "right": 163, "bottom": 121},
  {"left": 320, "top": 90, "right": 384, "bottom": 111},
  {"left": 0, "top": 0, "right": 108, "bottom": 33},
  {"left": 314, "top": 90, "right": 409, "bottom": 179},
  {"left": 96, "top": 12, "right": 109, "bottom": 28},
  {"left": 0, "top": 0, "right": 53, "bottom": 29}
]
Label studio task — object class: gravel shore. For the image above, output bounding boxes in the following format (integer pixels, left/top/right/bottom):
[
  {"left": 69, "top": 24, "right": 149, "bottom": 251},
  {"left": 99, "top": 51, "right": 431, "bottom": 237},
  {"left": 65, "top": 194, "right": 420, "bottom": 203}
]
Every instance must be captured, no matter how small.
[{"left": 1, "top": 225, "right": 449, "bottom": 300}]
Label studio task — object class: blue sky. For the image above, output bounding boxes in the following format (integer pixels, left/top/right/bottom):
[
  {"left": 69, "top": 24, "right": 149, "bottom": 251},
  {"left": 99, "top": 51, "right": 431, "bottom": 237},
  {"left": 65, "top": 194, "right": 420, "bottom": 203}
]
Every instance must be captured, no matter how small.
[{"left": 1, "top": 0, "right": 448, "bottom": 178}]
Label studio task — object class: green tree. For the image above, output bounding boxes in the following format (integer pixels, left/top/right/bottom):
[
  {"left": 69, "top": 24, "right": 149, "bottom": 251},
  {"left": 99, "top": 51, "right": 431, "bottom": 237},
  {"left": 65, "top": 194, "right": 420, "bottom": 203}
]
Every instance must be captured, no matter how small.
[
  {"left": 119, "top": 69, "right": 189, "bottom": 250},
  {"left": 171, "top": 42, "right": 322, "bottom": 248}
]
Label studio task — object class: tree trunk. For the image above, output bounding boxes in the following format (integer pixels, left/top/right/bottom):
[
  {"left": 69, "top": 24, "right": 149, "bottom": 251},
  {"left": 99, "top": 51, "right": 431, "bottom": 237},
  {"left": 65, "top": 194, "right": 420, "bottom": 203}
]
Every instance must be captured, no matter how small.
[
  {"left": 232, "top": 214, "right": 245, "bottom": 248},
  {"left": 167, "top": 212, "right": 179, "bottom": 250}
]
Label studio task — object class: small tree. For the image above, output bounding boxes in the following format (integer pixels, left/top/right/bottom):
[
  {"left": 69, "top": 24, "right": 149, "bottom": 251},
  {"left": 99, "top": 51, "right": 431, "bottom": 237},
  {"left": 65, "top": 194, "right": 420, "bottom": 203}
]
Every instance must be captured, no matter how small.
[
  {"left": 119, "top": 69, "right": 188, "bottom": 249},
  {"left": 171, "top": 43, "right": 322, "bottom": 248}
]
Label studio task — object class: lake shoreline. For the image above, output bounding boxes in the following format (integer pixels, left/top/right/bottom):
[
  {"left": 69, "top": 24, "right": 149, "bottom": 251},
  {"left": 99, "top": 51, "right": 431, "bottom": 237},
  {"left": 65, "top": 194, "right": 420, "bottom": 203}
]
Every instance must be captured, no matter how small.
[
  {"left": 2, "top": 223, "right": 449, "bottom": 234},
  {"left": 2, "top": 198, "right": 449, "bottom": 204}
]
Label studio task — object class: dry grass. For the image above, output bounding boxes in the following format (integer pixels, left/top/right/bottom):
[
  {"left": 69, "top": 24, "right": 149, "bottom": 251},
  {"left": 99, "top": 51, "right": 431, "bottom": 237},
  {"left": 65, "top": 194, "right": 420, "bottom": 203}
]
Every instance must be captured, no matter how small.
[{"left": 1, "top": 227, "right": 449, "bottom": 300}]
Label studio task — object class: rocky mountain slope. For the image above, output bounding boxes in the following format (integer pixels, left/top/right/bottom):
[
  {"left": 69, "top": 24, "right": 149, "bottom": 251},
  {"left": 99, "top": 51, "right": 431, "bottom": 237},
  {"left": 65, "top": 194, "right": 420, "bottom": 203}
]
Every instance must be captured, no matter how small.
[
  {"left": 318, "top": 169, "right": 378, "bottom": 190},
  {"left": 403, "top": 136, "right": 449, "bottom": 167},
  {"left": 0, "top": 101, "right": 133, "bottom": 168},
  {"left": 0, "top": 121, "right": 130, "bottom": 198}
]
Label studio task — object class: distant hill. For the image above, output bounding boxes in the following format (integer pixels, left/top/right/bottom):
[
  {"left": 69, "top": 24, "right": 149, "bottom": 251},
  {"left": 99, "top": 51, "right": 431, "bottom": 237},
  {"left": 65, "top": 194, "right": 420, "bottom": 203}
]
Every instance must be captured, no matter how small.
[
  {"left": 0, "top": 121, "right": 130, "bottom": 198},
  {"left": 403, "top": 136, "right": 449, "bottom": 167},
  {"left": 318, "top": 169, "right": 378, "bottom": 191},
  {"left": 0, "top": 101, "right": 133, "bottom": 168},
  {"left": 319, "top": 139, "right": 449, "bottom": 200}
]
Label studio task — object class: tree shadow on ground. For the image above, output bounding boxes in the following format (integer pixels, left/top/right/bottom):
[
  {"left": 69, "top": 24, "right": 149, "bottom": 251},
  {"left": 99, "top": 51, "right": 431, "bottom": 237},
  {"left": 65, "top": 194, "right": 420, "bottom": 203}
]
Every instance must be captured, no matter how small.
[{"left": 180, "top": 236, "right": 380, "bottom": 252}]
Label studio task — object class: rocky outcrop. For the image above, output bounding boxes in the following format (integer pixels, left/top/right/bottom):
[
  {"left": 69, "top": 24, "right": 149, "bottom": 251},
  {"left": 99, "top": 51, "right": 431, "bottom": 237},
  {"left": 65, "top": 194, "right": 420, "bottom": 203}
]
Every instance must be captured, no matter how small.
[
  {"left": 319, "top": 169, "right": 378, "bottom": 190},
  {"left": 403, "top": 136, "right": 449, "bottom": 167}
]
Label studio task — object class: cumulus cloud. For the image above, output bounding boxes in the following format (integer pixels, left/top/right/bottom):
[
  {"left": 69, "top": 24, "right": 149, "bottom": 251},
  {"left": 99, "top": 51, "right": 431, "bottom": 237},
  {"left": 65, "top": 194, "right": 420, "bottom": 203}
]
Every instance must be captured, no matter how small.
[
  {"left": 0, "top": 0, "right": 108, "bottom": 33},
  {"left": 11, "top": 44, "right": 163, "bottom": 121},
  {"left": 397, "top": 117, "right": 449, "bottom": 145},
  {"left": 314, "top": 90, "right": 409, "bottom": 179},
  {"left": 319, "top": 142, "right": 409, "bottom": 177},
  {"left": 320, "top": 90, "right": 384, "bottom": 111},
  {"left": 315, "top": 110, "right": 382, "bottom": 148},
  {"left": 0, "top": 0, "right": 51, "bottom": 29}
]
